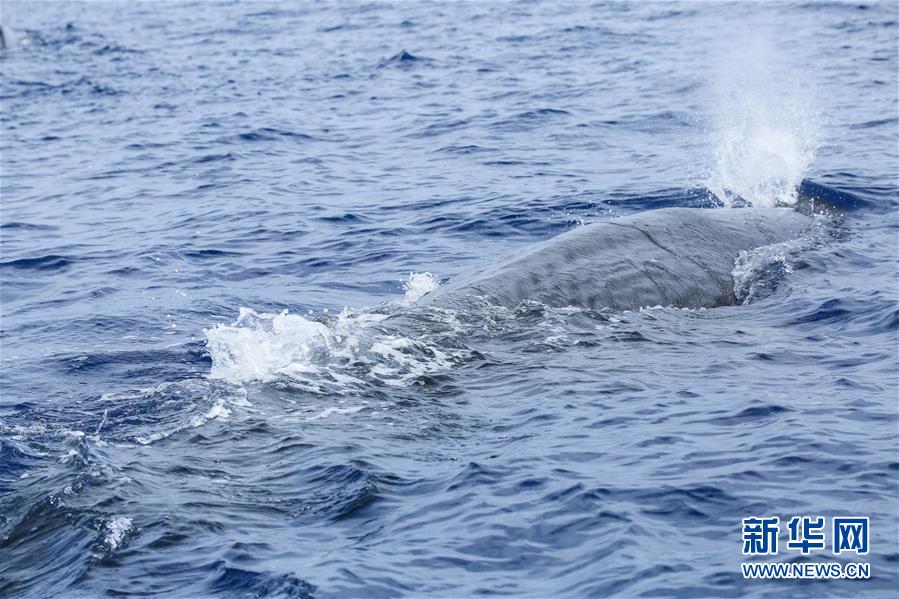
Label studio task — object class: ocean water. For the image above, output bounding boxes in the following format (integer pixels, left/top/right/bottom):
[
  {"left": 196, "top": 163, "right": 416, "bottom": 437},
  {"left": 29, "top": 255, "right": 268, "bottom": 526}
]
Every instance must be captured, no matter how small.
[{"left": 1, "top": 1, "right": 897, "bottom": 597}]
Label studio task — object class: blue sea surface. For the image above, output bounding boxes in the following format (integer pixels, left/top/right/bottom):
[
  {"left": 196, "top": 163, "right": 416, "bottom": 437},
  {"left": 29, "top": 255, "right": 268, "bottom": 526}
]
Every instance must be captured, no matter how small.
[{"left": 1, "top": 1, "right": 897, "bottom": 597}]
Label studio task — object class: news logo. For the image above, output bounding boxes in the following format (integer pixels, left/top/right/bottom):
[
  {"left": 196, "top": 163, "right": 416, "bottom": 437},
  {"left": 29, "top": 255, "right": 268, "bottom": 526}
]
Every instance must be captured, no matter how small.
[
  {"left": 740, "top": 515, "right": 871, "bottom": 580},
  {"left": 833, "top": 517, "right": 869, "bottom": 555},
  {"left": 741, "top": 516, "right": 779, "bottom": 555},
  {"left": 786, "top": 516, "right": 825, "bottom": 554}
]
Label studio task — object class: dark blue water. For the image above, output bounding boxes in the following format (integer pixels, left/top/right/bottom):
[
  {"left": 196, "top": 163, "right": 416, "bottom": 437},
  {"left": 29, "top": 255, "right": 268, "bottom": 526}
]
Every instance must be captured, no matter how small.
[{"left": 1, "top": 1, "right": 897, "bottom": 597}]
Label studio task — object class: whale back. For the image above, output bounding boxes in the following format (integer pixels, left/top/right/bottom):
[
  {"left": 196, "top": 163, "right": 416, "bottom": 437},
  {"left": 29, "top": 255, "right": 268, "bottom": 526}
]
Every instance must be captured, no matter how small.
[{"left": 418, "top": 207, "right": 810, "bottom": 311}]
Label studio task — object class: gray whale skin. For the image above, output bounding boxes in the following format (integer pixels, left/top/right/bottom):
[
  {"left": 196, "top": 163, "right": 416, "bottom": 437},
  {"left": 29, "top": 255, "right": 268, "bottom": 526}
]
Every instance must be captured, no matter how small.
[{"left": 417, "top": 207, "right": 810, "bottom": 311}]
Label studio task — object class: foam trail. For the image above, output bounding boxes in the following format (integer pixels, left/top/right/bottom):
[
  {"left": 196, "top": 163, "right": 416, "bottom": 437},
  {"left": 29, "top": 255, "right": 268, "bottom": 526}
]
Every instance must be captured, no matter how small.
[
  {"left": 204, "top": 273, "right": 463, "bottom": 390},
  {"left": 704, "top": 27, "right": 821, "bottom": 208}
]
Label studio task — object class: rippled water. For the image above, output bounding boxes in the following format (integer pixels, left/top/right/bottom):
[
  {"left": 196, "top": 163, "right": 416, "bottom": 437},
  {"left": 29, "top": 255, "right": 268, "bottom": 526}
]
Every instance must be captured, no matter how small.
[{"left": 1, "top": 1, "right": 897, "bottom": 597}]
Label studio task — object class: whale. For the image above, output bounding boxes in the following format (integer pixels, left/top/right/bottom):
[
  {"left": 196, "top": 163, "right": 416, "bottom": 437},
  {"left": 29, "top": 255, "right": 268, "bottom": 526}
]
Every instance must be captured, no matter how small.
[{"left": 415, "top": 206, "right": 813, "bottom": 312}]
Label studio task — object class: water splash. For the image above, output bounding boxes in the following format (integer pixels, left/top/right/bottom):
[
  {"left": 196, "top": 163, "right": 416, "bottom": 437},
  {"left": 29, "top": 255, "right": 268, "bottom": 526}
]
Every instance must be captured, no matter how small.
[
  {"left": 732, "top": 241, "right": 797, "bottom": 304},
  {"left": 399, "top": 271, "right": 440, "bottom": 305},
  {"left": 203, "top": 273, "right": 468, "bottom": 390},
  {"left": 104, "top": 516, "right": 132, "bottom": 550},
  {"left": 732, "top": 214, "right": 835, "bottom": 304},
  {"left": 704, "top": 33, "right": 822, "bottom": 208}
]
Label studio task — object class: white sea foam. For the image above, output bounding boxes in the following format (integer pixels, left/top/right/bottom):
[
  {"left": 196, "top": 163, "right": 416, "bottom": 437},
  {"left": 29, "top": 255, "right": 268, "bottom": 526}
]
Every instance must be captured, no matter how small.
[
  {"left": 190, "top": 397, "right": 231, "bottom": 427},
  {"left": 104, "top": 516, "right": 132, "bottom": 550},
  {"left": 400, "top": 272, "right": 440, "bottom": 305},
  {"left": 205, "top": 273, "right": 465, "bottom": 389},
  {"left": 305, "top": 405, "right": 367, "bottom": 421},
  {"left": 88, "top": 380, "right": 246, "bottom": 445},
  {"left": 703, "top": 28, "right": 821, "bottom": 208},
  {"left": 205, "top": 307, "right": 332, "bottom": 384}
]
